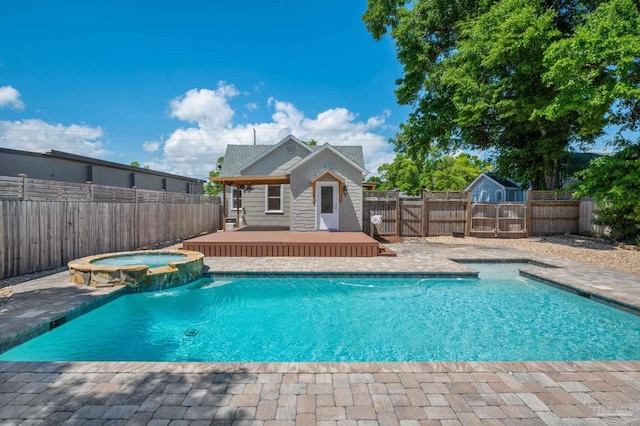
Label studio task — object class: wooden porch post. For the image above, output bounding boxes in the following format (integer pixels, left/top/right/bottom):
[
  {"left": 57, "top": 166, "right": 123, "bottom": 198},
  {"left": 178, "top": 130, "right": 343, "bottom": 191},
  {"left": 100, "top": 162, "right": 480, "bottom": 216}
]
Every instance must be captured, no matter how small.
[
  {"left": 235, "top": 185, "right": 240, "bottom": 228},
  {"left": 222, "top": 183, "right": 227, "bottom": 232}
]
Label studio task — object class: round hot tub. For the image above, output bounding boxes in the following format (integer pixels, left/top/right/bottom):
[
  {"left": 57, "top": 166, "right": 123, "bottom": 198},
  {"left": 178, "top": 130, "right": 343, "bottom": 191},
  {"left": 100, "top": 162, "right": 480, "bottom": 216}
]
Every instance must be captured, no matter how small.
[{"left": 68, "top": 249, "right": 205, "bottom": 291}]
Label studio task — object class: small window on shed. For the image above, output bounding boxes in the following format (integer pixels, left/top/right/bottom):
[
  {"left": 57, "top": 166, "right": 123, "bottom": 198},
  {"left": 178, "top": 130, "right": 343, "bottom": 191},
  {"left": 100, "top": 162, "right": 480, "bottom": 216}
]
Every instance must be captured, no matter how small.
[{"left": 495, "top": 190, "right": 503, "bottom": 202}]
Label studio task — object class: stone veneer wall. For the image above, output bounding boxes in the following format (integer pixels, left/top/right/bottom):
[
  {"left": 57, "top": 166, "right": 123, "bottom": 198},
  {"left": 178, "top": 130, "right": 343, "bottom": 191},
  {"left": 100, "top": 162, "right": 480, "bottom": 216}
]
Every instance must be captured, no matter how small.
[{"left": 68, "top": 250, "right": 204, "bottom": 292}]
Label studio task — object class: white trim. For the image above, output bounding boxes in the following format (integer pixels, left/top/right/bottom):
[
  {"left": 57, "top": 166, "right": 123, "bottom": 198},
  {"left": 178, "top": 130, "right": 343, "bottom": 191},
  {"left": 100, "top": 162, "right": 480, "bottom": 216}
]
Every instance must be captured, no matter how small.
[
  {"left": 264, "top": 184, "right": 284, "bottom": 213},
  {"left": 315, "top": 181, "right": 339, "bottom": 231},
  {"left": 238, "top": 135, "right": 313, "bottom": 174},
  {"left": 286, "top": 144, "right": 368, "bottom": 175},
  {"left": 230, "top": 186, "right": 242, "bottom": 210}
]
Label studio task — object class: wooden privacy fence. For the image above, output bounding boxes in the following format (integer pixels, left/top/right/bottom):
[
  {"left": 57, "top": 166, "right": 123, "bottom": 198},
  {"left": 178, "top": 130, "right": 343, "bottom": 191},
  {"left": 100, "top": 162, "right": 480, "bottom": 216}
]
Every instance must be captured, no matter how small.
[
  {"left": 0, "top": 176, "right": 222, "bottom": 280},
  {"left": 0, "top": 175, "right": 215, "bottom": 203},
  {"left": 364, "top": 190, "right": 586, "bottom": 238}
]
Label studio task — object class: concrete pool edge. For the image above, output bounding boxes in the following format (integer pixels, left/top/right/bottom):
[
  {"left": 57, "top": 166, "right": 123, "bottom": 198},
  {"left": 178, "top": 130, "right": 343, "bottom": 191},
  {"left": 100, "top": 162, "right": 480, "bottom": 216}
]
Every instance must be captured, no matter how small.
[
  {"left": 2, "top": 359, "right": 640, "bottom": 374},
  {"left": 204, "top": 271, "right": 479, "bottom": 279},
  {"left": 0, "top": 285, "right": 129, "bottom": 354},
  {"left": 520, "top": 270, "right": 640, "bottom": 316}
]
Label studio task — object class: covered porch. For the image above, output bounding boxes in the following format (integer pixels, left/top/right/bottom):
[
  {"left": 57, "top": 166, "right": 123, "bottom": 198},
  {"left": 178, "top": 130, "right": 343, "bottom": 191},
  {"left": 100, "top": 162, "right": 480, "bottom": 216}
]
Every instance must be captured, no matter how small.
[
  {"left": 182, "top": 227, "right": 395, "bottom": 257},
  {"left": 211, "top": 175, "right": 291, "bottom": 230}
]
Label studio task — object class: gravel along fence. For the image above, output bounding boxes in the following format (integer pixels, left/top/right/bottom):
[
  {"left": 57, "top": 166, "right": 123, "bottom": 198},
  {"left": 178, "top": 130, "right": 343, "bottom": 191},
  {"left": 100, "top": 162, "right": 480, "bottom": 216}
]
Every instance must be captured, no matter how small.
[{"left": 414, "top": 234, "right": 640, "bottom": 275}]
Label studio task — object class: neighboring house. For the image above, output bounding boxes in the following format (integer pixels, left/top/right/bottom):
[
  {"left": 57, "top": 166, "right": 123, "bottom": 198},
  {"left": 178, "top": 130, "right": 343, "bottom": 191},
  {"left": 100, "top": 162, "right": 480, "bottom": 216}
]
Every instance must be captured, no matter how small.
[
  {"left": 0, "top": 147, "right": 204, "bottom": 194},
  {"left": 466, "top": 172, "right": 524, "bottom": 203},
  {"left": 212, "top": 135, "right": 368, "bottom": 231}
]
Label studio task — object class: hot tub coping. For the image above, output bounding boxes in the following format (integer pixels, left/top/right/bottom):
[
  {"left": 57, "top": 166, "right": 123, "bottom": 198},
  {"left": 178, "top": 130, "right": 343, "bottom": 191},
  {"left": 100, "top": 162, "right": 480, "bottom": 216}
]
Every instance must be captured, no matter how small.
[
  {"left": 68, "top": 249, "right": 205, "bottom": 289},
  {"left": 68, "top": 249, "right": 203, "bottom": 273}
]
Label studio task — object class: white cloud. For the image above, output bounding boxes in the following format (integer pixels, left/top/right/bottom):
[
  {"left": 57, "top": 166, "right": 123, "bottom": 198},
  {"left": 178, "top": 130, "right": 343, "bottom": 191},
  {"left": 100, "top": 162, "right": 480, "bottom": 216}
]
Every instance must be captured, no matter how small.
[
  {"left": 153, "top": 90, "right": 395, "bottom": 178},
  {"left": 169, "top": 82, "right": 239, "bottom": 128},
  {"left": 0, "top": 86, "right": 25, "bottom": 110},
  {"left": 143, "top": 140, "right": 160, "bottom": 152},
  {"left": 0, "top": 119, "right": 107, "bottom": 157}
]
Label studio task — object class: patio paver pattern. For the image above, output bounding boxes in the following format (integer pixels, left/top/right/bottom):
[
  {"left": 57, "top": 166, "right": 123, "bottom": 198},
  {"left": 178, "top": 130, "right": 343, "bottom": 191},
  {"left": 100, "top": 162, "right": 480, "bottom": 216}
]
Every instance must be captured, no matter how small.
[{"left": 1, "top": 240, "right": 639, "bottom": 425}]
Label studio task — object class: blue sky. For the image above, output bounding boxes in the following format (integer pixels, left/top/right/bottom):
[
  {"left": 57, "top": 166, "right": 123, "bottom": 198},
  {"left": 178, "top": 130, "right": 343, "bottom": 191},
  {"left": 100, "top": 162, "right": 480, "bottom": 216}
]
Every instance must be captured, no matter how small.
[{"left": 0, "top": 0, "right": 410, "bottom": 179}]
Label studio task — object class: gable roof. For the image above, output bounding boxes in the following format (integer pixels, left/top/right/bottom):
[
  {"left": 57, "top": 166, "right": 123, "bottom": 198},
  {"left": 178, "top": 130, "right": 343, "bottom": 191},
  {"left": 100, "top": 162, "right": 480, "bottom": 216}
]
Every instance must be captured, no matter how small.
[
  {"left": 219, "top": 145, "right": 271, "bottom": 176},
  {"left": 287, "top": 144, "right": 368, "bottom": 175},
  {"left": 466, "top": 172, "right": 520, "bottom": 190},
  {"left": 219, "top": 136, "right": 367, "bottom": 178},
  {"left": 238, "top": 135, "right": 313, "bottom": 174}
]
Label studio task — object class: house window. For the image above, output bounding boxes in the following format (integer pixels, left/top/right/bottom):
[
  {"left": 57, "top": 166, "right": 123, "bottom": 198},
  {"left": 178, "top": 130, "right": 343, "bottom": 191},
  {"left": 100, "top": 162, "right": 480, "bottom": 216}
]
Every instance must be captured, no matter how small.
[
  {"left": 230, "top": 187, "right": 242, "bottom": 210},
  {"left": 265, "top": 184, "right": 284, "bottom": 213},
  {"left": 495, "top": 190, "right": 503, "bottom": 202}
]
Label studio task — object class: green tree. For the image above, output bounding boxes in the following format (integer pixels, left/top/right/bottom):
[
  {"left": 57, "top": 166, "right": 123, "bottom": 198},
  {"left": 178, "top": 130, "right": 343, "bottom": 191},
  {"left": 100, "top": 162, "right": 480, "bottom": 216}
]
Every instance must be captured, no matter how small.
[
  {"left": 423, "top": 153, "right": 492, "bottom": 191},
  {"left": 130, "top": 161, "right": 151, "bottom": 169},
  {"left": 204, "top": 156, "right": 224, "bottom": 196},
  {"left": 376, "top": 154, "right": 422, "bottom": 194},
  {"left": 374, "top": 152, "right": 491, "bottom": 194},
  {"left": 574, "top": 144, "right": 640, "bottom": 243},
  {"left": 363, "top": 0, "right": 640, "bottom": 189}
]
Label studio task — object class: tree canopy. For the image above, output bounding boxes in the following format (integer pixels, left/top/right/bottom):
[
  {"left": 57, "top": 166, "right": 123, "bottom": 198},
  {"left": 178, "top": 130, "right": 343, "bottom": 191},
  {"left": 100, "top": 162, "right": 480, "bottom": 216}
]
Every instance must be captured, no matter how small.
[
  {"left": 574, "top": 143, "right": 640, "bottom": 242},
  {"left": 372, "top": 152, "right": 492, "bottom": 194},
  {"left": 363, "top": 0, "right": 640, "bottom": 189},
  {"left": 204, "top": 156, "right": 224, "bottom": 196}
]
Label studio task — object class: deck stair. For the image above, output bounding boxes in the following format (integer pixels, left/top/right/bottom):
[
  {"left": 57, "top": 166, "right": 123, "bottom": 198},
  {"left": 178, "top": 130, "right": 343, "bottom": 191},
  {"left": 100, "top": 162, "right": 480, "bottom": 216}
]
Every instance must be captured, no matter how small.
[{"left": 377, "top": 244, "right": 397, "bottom": 257}]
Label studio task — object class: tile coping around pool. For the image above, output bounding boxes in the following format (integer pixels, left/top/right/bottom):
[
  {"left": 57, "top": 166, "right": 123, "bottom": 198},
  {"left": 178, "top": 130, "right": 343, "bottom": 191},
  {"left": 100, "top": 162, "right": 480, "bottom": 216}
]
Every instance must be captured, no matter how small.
[
  {"left": 519, "top": 270, "right": 640, "bottom": 316},
  {"left": 203, "top": 271, "right": 479, "bottom": 279}
]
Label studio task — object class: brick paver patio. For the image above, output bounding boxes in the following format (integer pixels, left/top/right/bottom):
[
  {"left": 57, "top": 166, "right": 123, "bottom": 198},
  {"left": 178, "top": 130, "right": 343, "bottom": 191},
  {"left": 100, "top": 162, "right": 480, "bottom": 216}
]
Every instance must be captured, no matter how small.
[{"left": 1, "top": 240, "right": 639, "bottom": 424}]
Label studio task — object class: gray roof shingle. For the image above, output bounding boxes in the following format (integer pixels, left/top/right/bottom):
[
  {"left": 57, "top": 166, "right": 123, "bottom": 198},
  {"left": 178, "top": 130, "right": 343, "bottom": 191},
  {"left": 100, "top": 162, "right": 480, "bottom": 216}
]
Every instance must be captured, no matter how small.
[
  {"left": 220, "top": 143, "right": 366, "bottom": 177},
  {"left": 219, "top": 145, "right": 272, "bottom": 176}
]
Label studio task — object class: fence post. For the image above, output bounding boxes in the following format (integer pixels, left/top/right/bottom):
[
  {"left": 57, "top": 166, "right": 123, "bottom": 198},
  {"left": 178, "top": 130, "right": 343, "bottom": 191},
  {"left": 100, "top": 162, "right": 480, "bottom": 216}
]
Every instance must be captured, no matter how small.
[
  {"left": 525, "top": 190, "right": 532, "bottom": 237},
  {"left": 421, "top": 189, "right": 427, "bottom": 237},
  {"left": 86, "top": 181, "right": 93, "bottom": 201},
  {"left": 465, "top": 190, "right": 472, "bottom": 237},
  {"left": 17, "top": 174, "right": 27, "bottom": 200},
  {"left": 395, "top": 189, "right": 400, "bottom": 237}
]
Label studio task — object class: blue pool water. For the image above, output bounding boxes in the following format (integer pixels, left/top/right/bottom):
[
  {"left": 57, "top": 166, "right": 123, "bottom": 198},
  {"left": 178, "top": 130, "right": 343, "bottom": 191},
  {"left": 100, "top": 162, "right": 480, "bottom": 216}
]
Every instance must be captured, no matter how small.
[
  {"left": 1, "top": 264, "right": 639, "bottom": 362},
  {"left": 90, "top": 253, "right": 187, "bottom": 268}
]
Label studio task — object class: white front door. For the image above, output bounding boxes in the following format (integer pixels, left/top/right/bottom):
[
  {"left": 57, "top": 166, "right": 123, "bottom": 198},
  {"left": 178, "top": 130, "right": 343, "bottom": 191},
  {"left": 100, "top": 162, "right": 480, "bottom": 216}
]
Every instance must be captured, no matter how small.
[{"left": 316, "top": 182, "right": 339, "bottom": 230}]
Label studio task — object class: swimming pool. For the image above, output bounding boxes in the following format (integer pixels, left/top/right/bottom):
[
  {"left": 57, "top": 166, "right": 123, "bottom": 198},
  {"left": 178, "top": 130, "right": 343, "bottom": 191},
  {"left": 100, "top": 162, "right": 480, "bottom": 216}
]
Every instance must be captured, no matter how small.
[{"left": 1, "top": 264, "right": 639, "bottom": 362}]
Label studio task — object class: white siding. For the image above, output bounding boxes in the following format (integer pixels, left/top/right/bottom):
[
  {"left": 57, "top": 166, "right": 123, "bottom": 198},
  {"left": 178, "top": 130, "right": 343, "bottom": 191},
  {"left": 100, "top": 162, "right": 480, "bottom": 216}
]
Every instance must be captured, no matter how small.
[{"left": 240, "top": 185, "right": 290, "bottom": 228}]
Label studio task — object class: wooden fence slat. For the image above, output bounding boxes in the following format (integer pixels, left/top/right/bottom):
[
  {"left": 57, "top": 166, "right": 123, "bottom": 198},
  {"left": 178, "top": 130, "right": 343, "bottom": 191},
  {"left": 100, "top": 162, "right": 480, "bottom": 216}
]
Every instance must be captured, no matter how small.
[
  {"left": 0, "top": 198, "right": 222, "bottom": 280},
  {"left": 364, "top": 190, "right": 582, "bottom": 239}
]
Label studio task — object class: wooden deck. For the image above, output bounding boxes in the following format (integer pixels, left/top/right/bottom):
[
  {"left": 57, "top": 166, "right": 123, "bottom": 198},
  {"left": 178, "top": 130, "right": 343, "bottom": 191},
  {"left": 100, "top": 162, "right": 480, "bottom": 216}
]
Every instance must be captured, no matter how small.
[{"left": 183, "top": 229, "right": 391, "bottom": 257}]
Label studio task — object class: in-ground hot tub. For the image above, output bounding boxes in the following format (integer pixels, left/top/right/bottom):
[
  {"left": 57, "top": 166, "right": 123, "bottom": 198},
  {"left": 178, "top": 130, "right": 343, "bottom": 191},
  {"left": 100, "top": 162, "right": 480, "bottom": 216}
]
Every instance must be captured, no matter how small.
[{"left": 68, "top": 249, "right": 205, "bottom": 291}]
